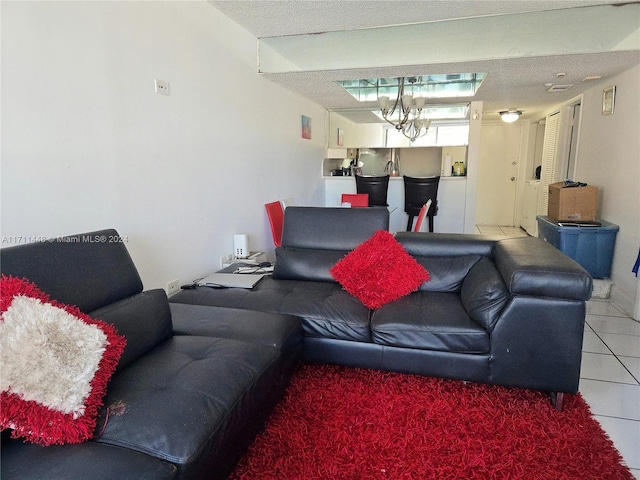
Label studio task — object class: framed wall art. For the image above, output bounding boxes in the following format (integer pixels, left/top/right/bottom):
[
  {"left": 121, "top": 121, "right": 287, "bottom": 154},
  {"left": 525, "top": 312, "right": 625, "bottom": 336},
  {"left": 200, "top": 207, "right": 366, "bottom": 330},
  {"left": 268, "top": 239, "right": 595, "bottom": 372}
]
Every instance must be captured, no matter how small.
[
  {"left": 301, "top": 115, "right": 311, "bottom": 139},
  {"left": 602, "top": 86, "right": 616, "bottom": 115}
]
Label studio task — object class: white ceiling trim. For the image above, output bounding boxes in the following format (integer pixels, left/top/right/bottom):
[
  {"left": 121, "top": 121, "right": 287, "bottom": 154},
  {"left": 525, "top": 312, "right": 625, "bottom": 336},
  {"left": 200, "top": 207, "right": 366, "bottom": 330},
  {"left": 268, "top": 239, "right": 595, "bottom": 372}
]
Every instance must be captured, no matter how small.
[
  {"left": 211, "top": 1, "right": 640, "bottom": 121},
  {"left": 258, "top": 5, "right": 639, "bottom": 74}
]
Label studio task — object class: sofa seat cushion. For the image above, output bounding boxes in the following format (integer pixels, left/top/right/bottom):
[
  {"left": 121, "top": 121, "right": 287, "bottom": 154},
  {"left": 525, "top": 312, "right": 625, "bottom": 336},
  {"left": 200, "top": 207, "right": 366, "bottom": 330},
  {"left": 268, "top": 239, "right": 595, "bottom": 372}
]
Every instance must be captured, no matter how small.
[
  {"left": 371, "top": 292, "right": 489, "bottom": 353},
  {"left": 93, "top": 335, "right": 286, "bottom": 478},
  {"left": 170, "top": 277, "right": 372, "bottom": 342},
  {"left": 0, "top": 439, "right": 178, "bottom": 480},
  {"left": 169, "top": 304, "right": 302, "bottom": 353}
]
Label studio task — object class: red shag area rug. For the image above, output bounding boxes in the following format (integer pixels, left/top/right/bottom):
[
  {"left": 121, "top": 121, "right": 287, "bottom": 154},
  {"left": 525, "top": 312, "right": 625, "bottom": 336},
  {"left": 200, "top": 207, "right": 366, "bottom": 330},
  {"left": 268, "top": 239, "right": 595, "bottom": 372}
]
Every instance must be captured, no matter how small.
[{"left": 231, "top": 363, "right": 633, "bottom": 480}]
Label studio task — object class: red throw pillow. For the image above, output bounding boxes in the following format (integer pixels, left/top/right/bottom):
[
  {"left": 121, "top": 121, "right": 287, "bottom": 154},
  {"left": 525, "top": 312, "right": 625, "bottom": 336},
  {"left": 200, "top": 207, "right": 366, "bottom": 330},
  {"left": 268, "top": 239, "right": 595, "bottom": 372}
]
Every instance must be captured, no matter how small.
[
  {"left": 0, "top": 275, "right": 126, "bottom": 445},
  {"left": 330, "top": 230, "right": 430, "bottom": 309}
]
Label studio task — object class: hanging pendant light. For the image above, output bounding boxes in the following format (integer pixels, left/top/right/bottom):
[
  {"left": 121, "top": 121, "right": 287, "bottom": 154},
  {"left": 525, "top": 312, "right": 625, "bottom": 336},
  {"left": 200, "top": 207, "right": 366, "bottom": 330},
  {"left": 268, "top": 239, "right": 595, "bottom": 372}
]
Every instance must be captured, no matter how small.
[{"left": 379, "top": 77, "right": 431, "bottom": 140}]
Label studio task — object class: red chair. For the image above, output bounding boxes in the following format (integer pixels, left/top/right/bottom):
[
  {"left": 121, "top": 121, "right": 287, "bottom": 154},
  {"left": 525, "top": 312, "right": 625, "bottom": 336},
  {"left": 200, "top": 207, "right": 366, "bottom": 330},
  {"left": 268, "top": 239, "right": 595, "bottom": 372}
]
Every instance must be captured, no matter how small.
[
  {"left": 413, "top": 199, "right": 433, "bottom": 232},
  {"left": 265, "top": 201, "right": 285, "bottom": 247},
  {"left": 341, "top": 193, "right": 369, "bottom": 208}
]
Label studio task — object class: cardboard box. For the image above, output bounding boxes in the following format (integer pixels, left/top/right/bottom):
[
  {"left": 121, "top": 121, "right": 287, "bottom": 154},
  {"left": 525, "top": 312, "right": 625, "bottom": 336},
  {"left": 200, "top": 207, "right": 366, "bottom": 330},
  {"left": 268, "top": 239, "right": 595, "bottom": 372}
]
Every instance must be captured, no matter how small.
[{"left": 547, "top": 182, "right": 598, "bottom": 222}]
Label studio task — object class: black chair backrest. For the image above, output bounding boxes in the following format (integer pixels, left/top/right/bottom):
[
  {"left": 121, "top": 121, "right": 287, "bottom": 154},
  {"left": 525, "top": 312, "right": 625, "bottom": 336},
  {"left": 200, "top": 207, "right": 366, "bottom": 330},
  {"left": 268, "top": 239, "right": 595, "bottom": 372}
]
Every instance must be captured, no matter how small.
[
  {"left": 403, "top": 176, "right": 440, "bottom": 216},
  {"left": 355, "top": 175, "right": 390, "bottom": 207}
]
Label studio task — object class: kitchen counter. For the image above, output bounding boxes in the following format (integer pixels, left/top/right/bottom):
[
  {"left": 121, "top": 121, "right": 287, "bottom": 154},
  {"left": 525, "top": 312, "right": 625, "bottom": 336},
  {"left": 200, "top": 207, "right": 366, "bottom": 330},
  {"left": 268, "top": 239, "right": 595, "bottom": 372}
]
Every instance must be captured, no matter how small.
[{"left": 323, "top": 176, "right": 467, "bottom": 233}]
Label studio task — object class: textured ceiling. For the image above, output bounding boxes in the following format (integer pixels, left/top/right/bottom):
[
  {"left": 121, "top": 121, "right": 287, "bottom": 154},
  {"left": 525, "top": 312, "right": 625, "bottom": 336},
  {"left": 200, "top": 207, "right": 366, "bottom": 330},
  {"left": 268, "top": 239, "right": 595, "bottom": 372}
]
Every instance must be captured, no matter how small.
[
  {"left": 210, "top": 0, "right": 640, "bottom": 122},
  {"left": 211, "top": 0, "right": 623, "bottom": 38}
]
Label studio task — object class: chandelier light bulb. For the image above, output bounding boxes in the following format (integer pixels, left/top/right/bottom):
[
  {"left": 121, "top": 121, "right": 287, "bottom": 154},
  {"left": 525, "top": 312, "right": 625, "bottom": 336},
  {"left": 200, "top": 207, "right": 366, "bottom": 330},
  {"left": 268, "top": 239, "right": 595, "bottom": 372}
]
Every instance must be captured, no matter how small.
[{"left": 378, "top": 96, "right": 390, "bottom": 111}]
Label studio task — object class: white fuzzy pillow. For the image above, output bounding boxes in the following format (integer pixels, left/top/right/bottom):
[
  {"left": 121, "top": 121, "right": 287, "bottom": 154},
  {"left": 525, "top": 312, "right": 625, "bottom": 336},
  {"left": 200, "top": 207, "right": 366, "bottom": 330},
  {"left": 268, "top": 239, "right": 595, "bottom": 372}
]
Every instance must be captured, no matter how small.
[{"left": 0, "top": 275, "right": 126, "bottom": 445}]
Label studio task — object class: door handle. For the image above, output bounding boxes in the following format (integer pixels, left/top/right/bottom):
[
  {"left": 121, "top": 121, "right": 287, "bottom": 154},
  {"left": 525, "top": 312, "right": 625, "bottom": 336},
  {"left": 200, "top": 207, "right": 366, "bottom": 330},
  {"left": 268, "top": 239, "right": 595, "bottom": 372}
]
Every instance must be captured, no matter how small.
[{"left": 511, "top": 177, "right": 516, "bottom": 181}]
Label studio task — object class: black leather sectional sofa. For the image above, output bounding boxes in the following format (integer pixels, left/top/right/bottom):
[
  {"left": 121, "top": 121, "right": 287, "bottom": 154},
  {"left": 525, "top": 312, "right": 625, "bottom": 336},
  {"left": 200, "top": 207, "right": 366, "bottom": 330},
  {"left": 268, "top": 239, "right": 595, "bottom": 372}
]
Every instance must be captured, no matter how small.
[
  {"left": 172, "top": 207, "right": 593, "bottom": 406},
  {"left": 0, "top": 231, "right": 302, "bottom": 480},
  {"left": 1, "top": 207, "right": 592, "bottom": 478}
]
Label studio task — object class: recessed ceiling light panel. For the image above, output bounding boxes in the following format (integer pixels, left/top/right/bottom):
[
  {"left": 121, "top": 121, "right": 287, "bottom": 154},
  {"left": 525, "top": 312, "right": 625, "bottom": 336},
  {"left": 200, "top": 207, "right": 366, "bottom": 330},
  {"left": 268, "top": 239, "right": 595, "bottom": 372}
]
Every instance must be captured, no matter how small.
[
  {"left": 546, "top": 84, "right": 574, "bottom": 92},
  {"left": 337, "top": 73, "right": 486, "bottom": 102}
]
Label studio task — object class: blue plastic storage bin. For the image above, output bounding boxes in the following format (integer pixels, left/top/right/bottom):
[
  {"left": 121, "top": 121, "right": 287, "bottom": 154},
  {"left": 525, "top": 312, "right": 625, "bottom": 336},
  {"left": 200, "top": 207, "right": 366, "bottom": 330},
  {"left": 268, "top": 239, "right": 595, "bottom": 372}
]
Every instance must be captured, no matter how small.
[{"left": 536, "top": 216, "right": 619, "bottom": 279}]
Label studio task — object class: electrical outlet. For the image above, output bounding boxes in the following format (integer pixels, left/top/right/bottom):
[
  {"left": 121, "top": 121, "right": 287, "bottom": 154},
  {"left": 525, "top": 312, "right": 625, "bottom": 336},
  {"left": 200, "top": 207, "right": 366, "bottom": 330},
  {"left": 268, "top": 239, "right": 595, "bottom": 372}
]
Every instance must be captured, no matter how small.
[
  {"left": 167, "top": 279, "right": 180, "bottom": 296},
  {"left": 220, "top": 254, "right": 233, "bottom": 268},
  {"left": 154, "top": 79, "right": 170, "bottom": 96}
]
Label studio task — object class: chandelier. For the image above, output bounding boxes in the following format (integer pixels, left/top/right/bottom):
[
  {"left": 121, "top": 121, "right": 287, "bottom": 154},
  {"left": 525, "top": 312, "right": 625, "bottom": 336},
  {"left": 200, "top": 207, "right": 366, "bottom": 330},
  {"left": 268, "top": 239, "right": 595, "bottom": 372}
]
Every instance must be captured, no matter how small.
[{"left": 378, "top": 77, "right": 431, "bottom": 141}]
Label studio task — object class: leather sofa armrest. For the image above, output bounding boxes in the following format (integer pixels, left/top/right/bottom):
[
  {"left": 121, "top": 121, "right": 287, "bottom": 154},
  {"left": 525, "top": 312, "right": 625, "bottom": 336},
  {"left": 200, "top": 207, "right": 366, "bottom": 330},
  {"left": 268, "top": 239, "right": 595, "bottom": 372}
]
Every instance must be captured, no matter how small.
[{"left": 493, "top": 237, "right": 592, "bottom": 301}]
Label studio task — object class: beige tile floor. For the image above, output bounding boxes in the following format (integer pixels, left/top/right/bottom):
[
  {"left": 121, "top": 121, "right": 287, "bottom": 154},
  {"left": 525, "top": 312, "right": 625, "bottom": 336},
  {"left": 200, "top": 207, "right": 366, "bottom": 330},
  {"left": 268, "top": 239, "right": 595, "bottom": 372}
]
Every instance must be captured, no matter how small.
[
  {"left": 474, "top": 225, "right": 530, "bottom": 237},
  {"left": 582, "top": 300, "right": 640, "bottom": 478},
  {"left": 476, "top": 225, "right": 640, "bottom": 477}
]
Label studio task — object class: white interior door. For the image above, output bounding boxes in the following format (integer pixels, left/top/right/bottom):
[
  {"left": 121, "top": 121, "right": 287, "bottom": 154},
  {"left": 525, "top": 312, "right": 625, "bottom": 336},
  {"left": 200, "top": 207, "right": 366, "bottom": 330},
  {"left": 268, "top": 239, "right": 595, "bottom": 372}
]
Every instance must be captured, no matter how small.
[{"left": 476, "top": 124, "right": 522, "bottom": 225}]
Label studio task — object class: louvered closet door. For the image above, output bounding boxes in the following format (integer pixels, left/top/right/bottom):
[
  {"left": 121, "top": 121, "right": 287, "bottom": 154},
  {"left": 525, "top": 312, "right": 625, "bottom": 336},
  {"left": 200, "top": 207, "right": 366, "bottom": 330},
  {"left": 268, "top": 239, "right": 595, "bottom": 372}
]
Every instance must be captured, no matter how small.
[{"left": 537, "top": 112, "right": 559, "bottom": 215}]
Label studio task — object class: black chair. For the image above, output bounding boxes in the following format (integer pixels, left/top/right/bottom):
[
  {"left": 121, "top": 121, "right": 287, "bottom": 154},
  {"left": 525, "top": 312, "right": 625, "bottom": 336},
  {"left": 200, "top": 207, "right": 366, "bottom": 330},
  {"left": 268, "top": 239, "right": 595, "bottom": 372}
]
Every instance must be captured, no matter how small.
[
  {"left": 403, "top": 176, "right": 440, "bottom": 232},
  {"left": 355, "top": 175, "right": 390, "bottom": 207}
]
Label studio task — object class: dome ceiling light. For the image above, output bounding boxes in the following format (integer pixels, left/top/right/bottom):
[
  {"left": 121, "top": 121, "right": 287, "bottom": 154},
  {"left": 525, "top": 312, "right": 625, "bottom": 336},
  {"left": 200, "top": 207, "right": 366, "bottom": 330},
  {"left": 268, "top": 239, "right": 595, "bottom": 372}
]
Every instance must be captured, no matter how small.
[{"left": 499, "top": 110, "right": 522, "bottom": 123}]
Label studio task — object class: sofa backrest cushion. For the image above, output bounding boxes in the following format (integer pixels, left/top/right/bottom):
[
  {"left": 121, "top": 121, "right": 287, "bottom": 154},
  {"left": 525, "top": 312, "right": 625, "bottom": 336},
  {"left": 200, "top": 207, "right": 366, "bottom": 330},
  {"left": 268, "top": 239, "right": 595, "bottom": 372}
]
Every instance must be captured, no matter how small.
[
  {"left": 275, "top": 248, "right": 347, "bottom": 282},
  {"left": 89, "top": 289, "right": 173, "bottom": 371},
  {"left": 0, "top": 229, "right": 143, "bottom": 313},
  {"left": 412, "top": 255, "right": 483, "bottom": 292},
  {"left": 460, "top": 257, "right": 510, "bottom": 331},
  {"left": 395, "top": 232, "right": 495, "bottom": 293},
  {"left": 394, "top": 232, "right": 496, "bottom": 257},
  {"left": 280, "top": 207, "right": 390, "bottom": 250},
  {"left": 274, "top": 207, "right": 390, "bottom": 282}
]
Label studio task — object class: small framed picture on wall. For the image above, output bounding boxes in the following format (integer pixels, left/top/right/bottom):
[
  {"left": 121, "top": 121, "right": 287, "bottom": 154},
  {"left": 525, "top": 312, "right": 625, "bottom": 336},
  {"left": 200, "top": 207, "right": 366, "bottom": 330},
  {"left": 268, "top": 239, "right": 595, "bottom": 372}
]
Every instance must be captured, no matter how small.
[
  {"left": 337, "top": 128, "right": 344, "bottom": 146},
  {"left": 301, "top": 115, "right": 312, "bottom": 139},
  {"left": 602, "top": 86, "right": 616, "bottom": 115}
]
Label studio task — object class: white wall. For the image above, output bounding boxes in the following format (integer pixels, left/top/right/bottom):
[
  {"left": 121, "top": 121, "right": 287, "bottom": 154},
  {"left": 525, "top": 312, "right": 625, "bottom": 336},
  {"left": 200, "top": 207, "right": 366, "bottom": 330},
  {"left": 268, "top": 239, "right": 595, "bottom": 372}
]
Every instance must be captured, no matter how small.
[
  {"left": 575, "top": 64, "right": 640, "bottom": 319},
  {"left": 1, "top": 1, "right": 327, "bottom": 291},
  {"left": 328, "top": 112, "right": 385, "bottom": 148}
]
